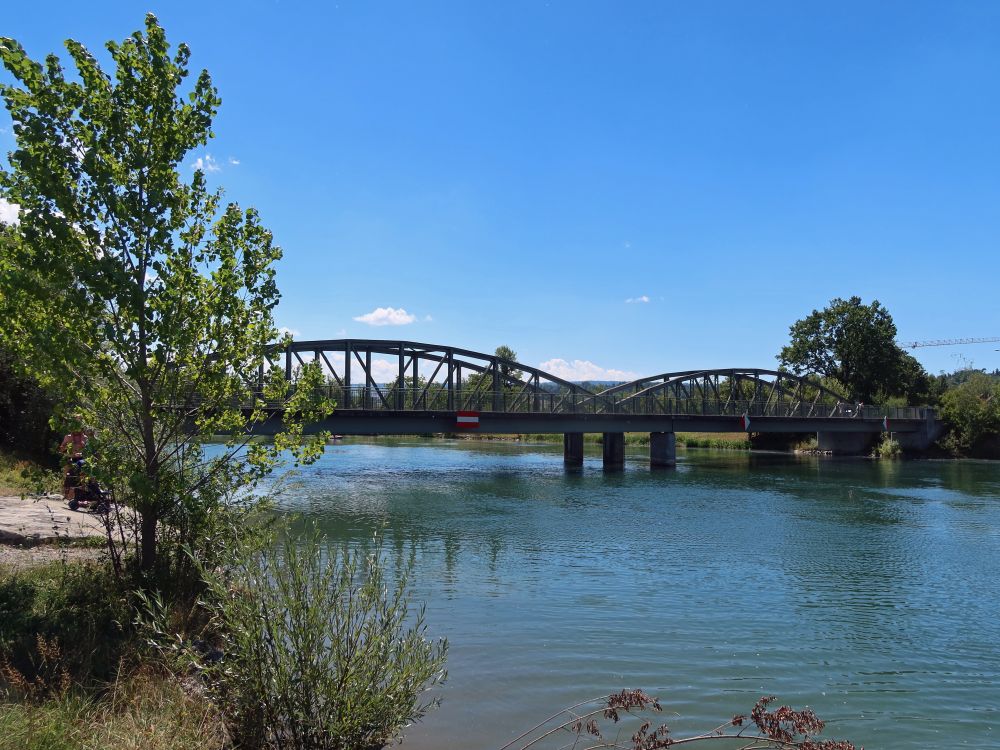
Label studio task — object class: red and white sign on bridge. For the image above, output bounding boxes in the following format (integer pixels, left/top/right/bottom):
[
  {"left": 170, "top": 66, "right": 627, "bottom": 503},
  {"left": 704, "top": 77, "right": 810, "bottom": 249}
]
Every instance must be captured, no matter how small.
[{"left": 456, "top": 411, "right": 480, "bottom": 429}]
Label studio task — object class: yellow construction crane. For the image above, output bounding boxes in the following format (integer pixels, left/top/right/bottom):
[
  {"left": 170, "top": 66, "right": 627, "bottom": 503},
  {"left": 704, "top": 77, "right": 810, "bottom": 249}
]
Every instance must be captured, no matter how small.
[{"left": 898, "top": 337, "right": 1000, "bottom": 349}]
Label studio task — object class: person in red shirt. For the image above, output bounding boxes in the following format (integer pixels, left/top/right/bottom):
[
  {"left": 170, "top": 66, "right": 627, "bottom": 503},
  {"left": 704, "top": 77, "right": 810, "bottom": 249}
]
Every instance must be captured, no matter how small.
[{"left": 60, "top": 418, "right": 89, "bottom": 501}]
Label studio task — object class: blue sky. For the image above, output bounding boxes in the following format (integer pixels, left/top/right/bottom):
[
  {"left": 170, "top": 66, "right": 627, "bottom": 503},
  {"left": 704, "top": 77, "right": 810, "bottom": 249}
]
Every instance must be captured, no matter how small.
[{"left": 3, "top": 2, "right": 1000, "bottom": 381}]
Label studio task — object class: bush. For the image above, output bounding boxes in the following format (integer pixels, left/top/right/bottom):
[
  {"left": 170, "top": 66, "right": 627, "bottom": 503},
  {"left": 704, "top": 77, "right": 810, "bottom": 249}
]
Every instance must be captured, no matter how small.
[
  {"left": 198, "top": 529, "right": 447, "bottom": 750},
  {"left": 872, "top": 435, "right": 902, "bottom": 459},
  {"left": 0, "top": 561, "right": 127, "bottom": 687}
]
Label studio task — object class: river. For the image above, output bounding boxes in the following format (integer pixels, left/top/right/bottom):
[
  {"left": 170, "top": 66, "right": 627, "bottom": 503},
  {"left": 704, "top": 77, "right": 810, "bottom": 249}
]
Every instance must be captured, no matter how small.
[{"left": 273, "top": 439, "right": 1000, "bottom": 749}]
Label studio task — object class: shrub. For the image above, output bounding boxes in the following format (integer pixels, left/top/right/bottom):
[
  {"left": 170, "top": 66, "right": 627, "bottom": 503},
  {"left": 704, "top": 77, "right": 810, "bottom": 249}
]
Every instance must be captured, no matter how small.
[
  {"left": 872, "top": 435, "right": 902, "bottom": 459},
  {"left": 0, "top": 561, "right": 127, "bottom": 687},
  {"left": 793, "top": 436, "right": 819, "bottom": 452},
  {"left": 198, "top": 529, "right": 447, "bottom": 750}
]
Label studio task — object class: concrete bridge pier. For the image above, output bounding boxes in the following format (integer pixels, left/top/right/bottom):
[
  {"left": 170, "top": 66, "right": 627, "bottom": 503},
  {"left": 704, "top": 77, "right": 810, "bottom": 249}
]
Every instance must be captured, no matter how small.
[
  {"left": 563, "top": 432, "right": 584, "bottom": 468},
  {"left": 650, "top": 431, "right": 676, "bottom": 469},
  {"left": 603, "top": 432, "right": 625, "bottom": 471}
]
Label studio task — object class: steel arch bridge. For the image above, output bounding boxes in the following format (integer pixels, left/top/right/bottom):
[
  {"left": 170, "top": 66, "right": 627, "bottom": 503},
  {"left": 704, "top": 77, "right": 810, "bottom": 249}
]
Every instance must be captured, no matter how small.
[
  {"left": 261, "top": 339, "right": 927, "bottom": 423},
  {"left": 601, "top": 368, "right": 855, "bottom": 418}
]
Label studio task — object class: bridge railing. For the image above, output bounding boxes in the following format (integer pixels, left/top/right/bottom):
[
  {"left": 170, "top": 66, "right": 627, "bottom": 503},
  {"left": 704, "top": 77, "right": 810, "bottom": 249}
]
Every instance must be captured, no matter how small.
[{"left": 257, "top": 385, "right": 928, "bottom": 420}]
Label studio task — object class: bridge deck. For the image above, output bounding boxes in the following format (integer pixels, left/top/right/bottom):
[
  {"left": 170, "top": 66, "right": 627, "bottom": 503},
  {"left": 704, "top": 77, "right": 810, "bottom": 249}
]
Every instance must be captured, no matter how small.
[{"left": 248, "top": 407, "right": 928, "bottom": 437}]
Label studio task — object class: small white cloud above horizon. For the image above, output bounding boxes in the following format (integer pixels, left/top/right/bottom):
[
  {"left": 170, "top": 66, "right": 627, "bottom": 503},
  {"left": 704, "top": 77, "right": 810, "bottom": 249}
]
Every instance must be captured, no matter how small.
[
  {"left": 353, "top": 307, "right": 418, "bottom": 326},
  {"left": 539, "top": 358, "right": 639, "bottom": 382},
  {"left": 625, "top": 295, "right": 650, "bottom": 304},
  {"left": 192, "top": 153, "right": 221, "bottom": 173},
  {"left": 367, "top": 358, "right": 401, "bottom": 382},
  {"left": 0, "top": 197, "right": 20, "bottom": 225},
  {"left": 228, "top": 156, "right": 240, "bottom": 166}
]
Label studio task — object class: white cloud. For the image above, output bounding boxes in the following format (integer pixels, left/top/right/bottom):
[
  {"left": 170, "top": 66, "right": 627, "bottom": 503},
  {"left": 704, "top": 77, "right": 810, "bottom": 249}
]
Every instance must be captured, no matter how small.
[
  {"left": 0, "top": 197, "right": 20, "bottom": 226},
  {"left": 368, "top": 358, "right": 401, "bottom": 382},
  {"left": 539, "top": 358, "right": 639, "bottom": 383},
  {"left": 625, "top": 295, "right": 650, "bottom": 304},
  {"left": 423, "top": 314, "right": 433, "bottom": 322},
  {"left": 228, "top": 157, "right": 240, "bottom": 166},
  {"left": 192, "top": 153, "right": 221, "bottom": 173},
  {"left": 353, "top": 307, "right": 418, "bottom": 326},
  {"left": 277, "top": 326, "right": 301, "bottom": 338}
]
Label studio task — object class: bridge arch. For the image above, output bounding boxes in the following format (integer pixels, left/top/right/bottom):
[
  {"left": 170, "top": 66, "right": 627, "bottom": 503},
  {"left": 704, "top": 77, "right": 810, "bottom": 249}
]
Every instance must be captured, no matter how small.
[
  {"left": 265, "top": 339, "right": 593, "bottom": 412},
  {"left": 607, "top": 368, "right": 850, "bottom": 418}
]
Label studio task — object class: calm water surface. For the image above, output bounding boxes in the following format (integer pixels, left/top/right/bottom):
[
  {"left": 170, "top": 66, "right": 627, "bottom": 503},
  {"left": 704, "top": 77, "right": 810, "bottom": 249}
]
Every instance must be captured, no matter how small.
[{"left": 275, "top": 440, "right": 1000, "bottom": 749}]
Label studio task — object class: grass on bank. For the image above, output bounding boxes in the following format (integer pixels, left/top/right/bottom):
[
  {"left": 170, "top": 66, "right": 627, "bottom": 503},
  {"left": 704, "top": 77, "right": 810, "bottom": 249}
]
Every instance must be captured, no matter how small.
[
  {"left": 0, "top": 666, "right": 226, "bottom": 750},
  {"left": 0, "top": 451, "right": 60, "bottom": 497},
  {"left": 2, "top": 522, "right": 448, "bottom": 750},
  {"left": 0, "top": 559, "right": 218, "bottom": 750}
]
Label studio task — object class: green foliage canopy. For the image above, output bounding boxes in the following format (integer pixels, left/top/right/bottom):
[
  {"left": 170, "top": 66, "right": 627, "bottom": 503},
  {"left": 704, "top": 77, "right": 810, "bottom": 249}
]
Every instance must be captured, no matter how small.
[
  {"left": 0, "top": 15, "right": 332, "bottom": 573},
  {"left": 938, "top": 371, "right": 1000, "bottom": 455},
  {"left": 464, "top": 344, "right": 523, "bottom": 393},
  {"left": 778, "top": 296, "right": 928, "bottom": 403}
]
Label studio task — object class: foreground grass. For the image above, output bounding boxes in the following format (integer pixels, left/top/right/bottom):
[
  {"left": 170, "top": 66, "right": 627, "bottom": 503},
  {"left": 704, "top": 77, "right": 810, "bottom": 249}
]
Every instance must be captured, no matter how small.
[
  {"left": 0, "top": 558, "right": 227, "bottom": 750},
  {"left": 0, "top": 667, "right": 226, "bottom": 750}
]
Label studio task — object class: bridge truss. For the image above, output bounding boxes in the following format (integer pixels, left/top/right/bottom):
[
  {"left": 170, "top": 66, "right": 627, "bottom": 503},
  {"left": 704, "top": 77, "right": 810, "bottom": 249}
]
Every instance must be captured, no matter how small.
[{"left": 261, "top": 340, "right": 926, "bottom": 421}]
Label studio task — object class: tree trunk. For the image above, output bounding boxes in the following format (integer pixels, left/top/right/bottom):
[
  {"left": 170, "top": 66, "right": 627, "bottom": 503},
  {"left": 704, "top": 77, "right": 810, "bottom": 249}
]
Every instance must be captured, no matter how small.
[{"left": 140, "top": 508, "right": 157, "bottom": 572}]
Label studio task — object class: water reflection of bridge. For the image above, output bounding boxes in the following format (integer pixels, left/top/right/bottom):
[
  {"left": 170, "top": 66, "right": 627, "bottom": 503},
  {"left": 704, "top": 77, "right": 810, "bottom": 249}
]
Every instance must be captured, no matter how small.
[{"left": 253, "top": 339, "right": 939, "bottom": 470}]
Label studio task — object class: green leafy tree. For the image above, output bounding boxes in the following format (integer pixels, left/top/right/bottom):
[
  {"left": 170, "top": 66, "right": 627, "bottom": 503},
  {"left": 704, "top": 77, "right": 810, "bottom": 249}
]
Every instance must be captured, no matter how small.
[
  {"left": 778, "top": 296, "right": 927, "bottom": 403},
  {"left": 494, "top": 344, "right": 522, "bottom": 382},
  {"left": 0, "top": 16, "right": 332, "bottom": 574},
  {"left": 0, "top": 337, "right": 55, "bottom": 459},
  {"left": 464, "top": 344, "right": 523, "bottom": 393},
  {"left": 938, "top": 371, "right": 1000, "bottom": 455}
]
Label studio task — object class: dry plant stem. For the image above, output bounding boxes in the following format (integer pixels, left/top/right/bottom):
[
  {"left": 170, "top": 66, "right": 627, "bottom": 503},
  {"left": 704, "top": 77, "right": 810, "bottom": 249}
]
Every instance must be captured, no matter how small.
[
  {"left": 510, "top": 693, "right": 857, "bottom": 750},
  {"left": 513, "top": 707, "right": 621, "bottom": 750},
  {"left": 498, "top": 698, "right": 614, "bottom": 750}
]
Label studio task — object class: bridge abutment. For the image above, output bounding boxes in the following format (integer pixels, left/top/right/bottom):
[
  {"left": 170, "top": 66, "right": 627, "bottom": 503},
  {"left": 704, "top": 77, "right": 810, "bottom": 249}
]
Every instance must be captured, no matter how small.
[
  {"left": 563, "top": 433, "right": 584, "bottom": 468},
  {"left": 894, "top": 408, "right": 943, "bottom": 452},
  {"left": 650, "top": 431, "right": 676, "bottom": 469},
  {"left": 602, "top": 432, "right": 625, "bottom": 471}
]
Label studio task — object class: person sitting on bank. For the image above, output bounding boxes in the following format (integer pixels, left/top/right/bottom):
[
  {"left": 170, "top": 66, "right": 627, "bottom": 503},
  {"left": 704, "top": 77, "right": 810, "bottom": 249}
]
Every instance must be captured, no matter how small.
[{"left": 60, "top": 419, "right": 89, "bottom": 501}]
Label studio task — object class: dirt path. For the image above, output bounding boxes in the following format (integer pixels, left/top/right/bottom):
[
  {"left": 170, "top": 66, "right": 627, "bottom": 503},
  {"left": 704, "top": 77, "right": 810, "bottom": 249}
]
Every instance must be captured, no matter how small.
[
  {"left": 0, "top": 494, "right": 111, "bottom": 570},
  {"left": 0, "top": 494, "right": 110, "bottom": 545},
  {"left": 0, "top": 542, "right": 103, "bottom": 571}
]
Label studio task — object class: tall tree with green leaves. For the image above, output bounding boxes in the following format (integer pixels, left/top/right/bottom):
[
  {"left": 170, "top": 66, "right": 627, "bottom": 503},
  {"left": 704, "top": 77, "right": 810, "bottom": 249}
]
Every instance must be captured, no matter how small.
[
  {"left": 464, "top": 344, "right": 523, "bottom": 394},
  {"left": 938, "top": 371, "right": 1000, "bottom": 455},
  {"left": 0, "top": 16, "right": 332, "bottom": 574},
  {"left": 778, "top": 296, "right": 927, "bottom": 403}
]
